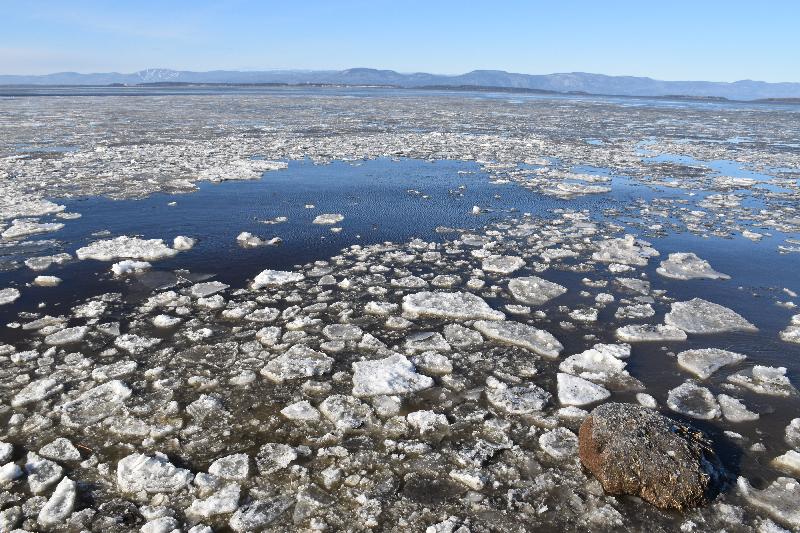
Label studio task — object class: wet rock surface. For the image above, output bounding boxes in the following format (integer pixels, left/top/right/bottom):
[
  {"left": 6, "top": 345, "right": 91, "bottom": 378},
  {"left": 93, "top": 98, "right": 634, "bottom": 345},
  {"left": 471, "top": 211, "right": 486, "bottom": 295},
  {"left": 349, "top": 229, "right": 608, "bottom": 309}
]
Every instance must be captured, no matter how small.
[{"left": 579, "top": 402, "right": 723, "bottom": 511}]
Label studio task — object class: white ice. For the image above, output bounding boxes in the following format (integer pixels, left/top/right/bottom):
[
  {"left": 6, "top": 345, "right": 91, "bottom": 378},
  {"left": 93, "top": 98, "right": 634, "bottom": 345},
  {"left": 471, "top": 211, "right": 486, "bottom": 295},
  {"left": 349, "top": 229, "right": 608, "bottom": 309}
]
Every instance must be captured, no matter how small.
[
  {"left": 77, "top": 236, "right": 179, "bottom": 261},
  {"left": 656, "top": 252, "right": 730, "bottom": 280},
  {"left": 557, "top": 373, "right": 610, "bottom": 406},
  {"left": 665, "top": 298, "right": 757, "bottom": 334},
  {"left": 352, "top": 354, "right": 433, "bottom": 397},
  {"left": 666, "top": 381, "right": 721, "bottom": 420},
  {"left": 508, "top": 276, "right": 567, "bottom": 306},
  {"left": 677, "top": 348, "right": 747, "bottom": 379},
  {"left": 402, "top": 291, "right": 505, "bottom": 321}
]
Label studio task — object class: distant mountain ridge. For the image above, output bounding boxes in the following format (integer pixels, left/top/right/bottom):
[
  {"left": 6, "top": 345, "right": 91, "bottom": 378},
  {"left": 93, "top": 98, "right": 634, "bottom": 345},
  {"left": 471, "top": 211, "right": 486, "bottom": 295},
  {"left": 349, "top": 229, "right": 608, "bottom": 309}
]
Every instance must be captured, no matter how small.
[{"left": 2, "top": 67, "right": 799, "bottom": 100}]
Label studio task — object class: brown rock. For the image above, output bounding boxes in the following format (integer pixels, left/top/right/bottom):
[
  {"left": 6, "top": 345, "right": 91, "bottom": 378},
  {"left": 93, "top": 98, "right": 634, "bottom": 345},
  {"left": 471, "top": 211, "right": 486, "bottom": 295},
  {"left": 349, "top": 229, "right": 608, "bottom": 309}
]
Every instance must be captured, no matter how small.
[{"left": 579, "top": 402, "right": 722, "bottom": 510}]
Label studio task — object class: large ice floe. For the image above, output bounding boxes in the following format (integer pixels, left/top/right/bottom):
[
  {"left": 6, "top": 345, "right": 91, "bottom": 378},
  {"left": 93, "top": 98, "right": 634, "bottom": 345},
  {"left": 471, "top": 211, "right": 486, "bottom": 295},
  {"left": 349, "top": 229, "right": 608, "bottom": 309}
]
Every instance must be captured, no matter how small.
[
  {"left": 402, "top": 291, "right": 505, "bottom": 321},
  {"left": 677, "top": 348, "right": 747, "bottom": 379},
  {"left": 351, "top": 354, "right": 433, "bottom": 397},
  {"left": 76, "top": 236, "right": 179, "bottom": 261},
  {"left": 507, "top": 275, "right": 567, "bottom": 305},
  {"left": 473, "top": 319, "right": 563, "bottom": 358},
  {"left": 664, "top": 298, "right": 758, "bottom": 334},
  {"left": 656, "top": 252, "right": 730, "bottom": 280}
]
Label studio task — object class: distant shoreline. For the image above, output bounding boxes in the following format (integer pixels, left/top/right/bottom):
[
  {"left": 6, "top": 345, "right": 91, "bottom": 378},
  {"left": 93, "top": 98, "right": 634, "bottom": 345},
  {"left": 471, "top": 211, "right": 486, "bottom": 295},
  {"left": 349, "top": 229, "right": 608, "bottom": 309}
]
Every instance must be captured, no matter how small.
[{"left": 1, "top": 82, "right": 799, "bottom": 105}]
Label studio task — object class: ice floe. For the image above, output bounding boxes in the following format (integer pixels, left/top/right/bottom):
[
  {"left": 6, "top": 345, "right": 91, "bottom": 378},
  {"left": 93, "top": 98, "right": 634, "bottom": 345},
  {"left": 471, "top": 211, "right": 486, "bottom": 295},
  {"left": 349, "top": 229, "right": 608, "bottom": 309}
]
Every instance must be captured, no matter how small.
[
  {"left": 474, "top": 319, "right": 563, "bottom": 358},
  {"left": 402, "top": 291, "right": 504, "bottom": 321},
  {"left": 656, "top": 252, "right": 730, "bottom": 280},
  {"left": 351, "top": 354, "right": 433, "bottom": 397},
  {"left": 677, "top": 348, "right": 747, "bottom": 379},
  {"left": 665, "top": 298, "right": 757, "bottom": 334},
  {"left": 77, "top": 236, "right": 179, "bottom": 261}
]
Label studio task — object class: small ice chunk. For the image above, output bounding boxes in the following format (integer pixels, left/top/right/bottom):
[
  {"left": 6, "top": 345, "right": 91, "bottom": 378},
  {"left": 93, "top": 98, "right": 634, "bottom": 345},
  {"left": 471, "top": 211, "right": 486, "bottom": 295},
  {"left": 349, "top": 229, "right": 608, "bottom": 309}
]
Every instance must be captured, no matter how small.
[
  {"left": 677, "top": 348, "right": 747, "bottom": 379},
  {"left": 508, "top": 276, "right": 567, "bottom": 306},
  {"left": 559, "top": 344, "right": 629, "bottom": 383},
  {"left": 261, "top": 345, "right": 333, "bottom": 382},
  {"left": 45, "top": 326, "right": 88, "bottom": 346},
  {"left": 173, "top": 235, "right": 196, "bottom": 250},
  {"left": 592, "top": 235, "right": 659, "bottom": 266},
  {"left": 443, "top": 323, "right": 484, "bottom": 347},
  {"left": 780, "top": 315, "right": 800, "bottom": 344},
  {"left": 656, "top": 253, "right": 730, "bottom": 280},
  {"left": 229, "top": 496, "right": 293, "bottom": 532},
  {"left": 251, "top": 269, "right": 304, "bottom": 289},
  {"left": 39, "top": 438, "right": 81, "bottom": 462},
  {"left": 191, "top": 281, "right": 229, "bottom": 298},
  {"left": 208, "top": 453, "right": 250, "bottom": 481},
  {"left": 2, "top": 219, "right": 64, "bottom": 239},
  {"left": 0, "top": 287, "right": 21, "bottom": 305},
  {"left": 117, "top": 452, "right": 194, "bottom": 494},
  {"left": 727, "top": 366, "right": 797, "bottom": 396},
  {"left": 787, "top": 418, "right": 800, "bottom": 449},
  {"left": 319, "top": 394, "right": 373, "bottom": 431},
  {"left": 280, "top": 400, "right": 321, "bottom": 422},
  {"left": 236, "top": 231, "right": 266, "bottom": 248},
  {"left": 115, "top": 333, "right": 161, "bottom": 354},
  {"left": 737, "top": 476, "right": 800, "bottom": 528},
  {"left": 25, "top": 452, "right": 64, "bottom": 494},
  {"left": 59, "top": 380, "right": 132, "bottom": 427},
  {"left": 152, "top": 314, "right": 181, "bottom": 328},
  {"left": 313, "top": 213, "right": 344, "bottom": 225},
  {"left": 717, "top": 394, "right": 759, "bottom": 422},
  {"left": 664, "top": 298, "right": 757, "bottom": 334},
  {"left": 37, "top": 476, "right": 76, "bottom": 527},
  {"left": 772, "top": 450, "right": 800, "bottom": 477},
  {"left": 636, "top": 393, "right": 657, "bottom": 408},
  {"left": 482, "top": 255, "right": 525, "bottom": 275},
  {"left": 12, "top": 378, "right": 63, "bottom": 407},
  {"left": 474, "top": 320, "right": 563, "bottom": 358},
  {"left": 187, "top": 483, "right": 241, "bottom": 519},
  {"left": 485, "top": 378, "right": 551, "bottom": 414},
  {"left": 407, "top": 410, "right": 450, "bottom": 438},
  {"left": 666, "top": 381, "right": 721, "bottom": 420},
  {"left": 323, "top": 323, "right": 363, "bottom": 341},
  {"left": 352, "top": 354, "right": 433, "bottom": 397},
  {"left": 0, "top": 462, "right": 22, "bottom": 482},
  {"left": 615, "top": 324, "right": 688, "bottom": 342},
  {"left": 256, "top": 443, "right": 297, "bottom": 474},
  {"left": 33, "top": 275, "right": 61, "bottom": 287},
  {"left": 557, "top": 373, "right": 610, "bottom": 406},
  {"left": 77, "top": 236, "right": 179, "bottom": 261},
  {"left": 111, "top": 259, "right": 151, "bottom": 275},
  {"left": 404, "top": 331, "right": 451, "bottom": 353},
  {"left": 0, "top": 442, "right": 11, "bottom": 463},
  {"left": 539, "top": 427, "right": 579, "bottom": 460},
  {"left": 402, "top": 291, "right": 505, "bottom": 321},
  {"left": 92, "top": 360, "right": 137, "bottom": 381}
]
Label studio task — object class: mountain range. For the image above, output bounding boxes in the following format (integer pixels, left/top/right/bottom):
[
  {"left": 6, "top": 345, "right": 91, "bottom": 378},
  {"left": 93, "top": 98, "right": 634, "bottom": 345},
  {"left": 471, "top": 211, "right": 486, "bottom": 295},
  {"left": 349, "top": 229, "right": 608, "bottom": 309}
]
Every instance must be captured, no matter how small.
[{"left": 2, "top": 68, "right": 799, "bottom": 101}]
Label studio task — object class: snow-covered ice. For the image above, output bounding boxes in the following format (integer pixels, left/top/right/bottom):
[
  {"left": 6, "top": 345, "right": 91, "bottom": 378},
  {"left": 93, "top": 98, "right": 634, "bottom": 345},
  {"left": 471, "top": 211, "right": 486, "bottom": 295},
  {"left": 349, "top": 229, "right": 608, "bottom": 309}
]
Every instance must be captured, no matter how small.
[
  {"left": 665, "top": 298, "right": 757, "bottom": 334},
  {"left": 474, "top": 319, "right": 563, "bottom": 358},
  {"left": 352, "top": 354, "right": 433, "bottom": 397},
  {"left": 666, "top": 381, "right": 721, "bottom": 420},
  {"left": 77, "top": 236, "right": 179, "bottom": 261},
  {"left": 557, "top": 373, "right": 610, "bottom": 406},
  {"left": 402, "top": 291, "right": 505, "bottom": 321},
  {"left": 117, "top": 452, "right": 194, "bottom": 494},
  {"left": 508, "top": 275, "right": 567, "bottom": 306},
  {"left": 677, "top": 348, "right": 747, "bottom": 379},
  {"left": 656, "top": 252, "right": 730, "bottom": 280}
]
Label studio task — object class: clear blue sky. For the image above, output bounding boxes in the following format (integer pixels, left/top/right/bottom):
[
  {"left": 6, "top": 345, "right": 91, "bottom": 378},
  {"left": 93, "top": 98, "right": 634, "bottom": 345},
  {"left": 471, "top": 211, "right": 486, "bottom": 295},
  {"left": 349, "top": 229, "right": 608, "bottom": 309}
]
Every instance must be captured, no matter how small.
[{"left": 1, "top": 0, "right": 798, "bottom": 82}]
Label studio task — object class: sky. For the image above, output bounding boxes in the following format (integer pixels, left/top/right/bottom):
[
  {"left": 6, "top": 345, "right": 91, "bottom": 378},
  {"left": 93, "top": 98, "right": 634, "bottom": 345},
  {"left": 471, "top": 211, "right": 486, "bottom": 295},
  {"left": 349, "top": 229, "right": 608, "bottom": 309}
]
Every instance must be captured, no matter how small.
[{"left": 1, "top": 0, "right": 798, "bottom": 82}]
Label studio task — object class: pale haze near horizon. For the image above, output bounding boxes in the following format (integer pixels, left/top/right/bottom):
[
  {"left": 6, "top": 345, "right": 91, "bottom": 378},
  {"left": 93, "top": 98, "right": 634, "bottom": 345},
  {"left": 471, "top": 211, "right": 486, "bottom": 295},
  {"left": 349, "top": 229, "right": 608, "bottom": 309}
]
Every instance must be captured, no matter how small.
[{"left": 1, "top": 0, "right": 798, "bottom": 83}]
